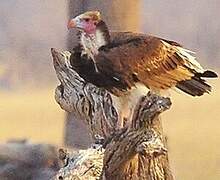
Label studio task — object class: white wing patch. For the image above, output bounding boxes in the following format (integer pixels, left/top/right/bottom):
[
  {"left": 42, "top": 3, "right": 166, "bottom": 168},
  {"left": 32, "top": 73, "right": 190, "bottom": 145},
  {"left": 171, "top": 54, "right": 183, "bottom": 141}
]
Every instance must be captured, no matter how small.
[
  {"left": 175, "top": 46, "right": 204, "bottom": 73},
  {"left": 161, "top": 40, "right": 204, "bottom": 73}
]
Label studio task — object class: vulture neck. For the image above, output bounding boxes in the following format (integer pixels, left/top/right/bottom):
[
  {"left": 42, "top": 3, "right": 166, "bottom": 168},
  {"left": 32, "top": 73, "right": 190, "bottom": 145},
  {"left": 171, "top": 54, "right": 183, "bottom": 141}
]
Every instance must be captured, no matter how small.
[{"left": 80, "top": 20, "right": 110, "bottom": 60}]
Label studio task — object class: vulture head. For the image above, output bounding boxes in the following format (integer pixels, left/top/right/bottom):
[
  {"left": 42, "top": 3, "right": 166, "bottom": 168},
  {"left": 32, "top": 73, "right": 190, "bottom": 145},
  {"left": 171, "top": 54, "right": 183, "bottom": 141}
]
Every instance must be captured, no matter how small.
[
  {"left": 67, "top": 11, "right": 102, "bottom": 34},
  {"left": 67, "top": 11, "right": 110, "bottom": 62}
]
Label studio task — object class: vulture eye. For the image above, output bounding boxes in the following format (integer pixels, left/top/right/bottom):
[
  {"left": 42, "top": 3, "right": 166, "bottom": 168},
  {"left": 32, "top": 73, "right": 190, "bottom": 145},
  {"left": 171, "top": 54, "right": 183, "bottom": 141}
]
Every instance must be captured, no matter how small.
[{"left": 84, "top": 18, "right": 90, "bottom": 22}]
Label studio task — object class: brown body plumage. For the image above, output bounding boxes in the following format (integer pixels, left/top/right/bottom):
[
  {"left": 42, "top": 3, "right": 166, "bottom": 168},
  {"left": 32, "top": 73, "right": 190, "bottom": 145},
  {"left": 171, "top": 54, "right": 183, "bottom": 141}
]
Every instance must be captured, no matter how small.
[
  {"left": 68, "top": 11, "right": 217, "bottom": 126},
  {"left": 71, "top": 30, "right": 217, "bottom": 96}
]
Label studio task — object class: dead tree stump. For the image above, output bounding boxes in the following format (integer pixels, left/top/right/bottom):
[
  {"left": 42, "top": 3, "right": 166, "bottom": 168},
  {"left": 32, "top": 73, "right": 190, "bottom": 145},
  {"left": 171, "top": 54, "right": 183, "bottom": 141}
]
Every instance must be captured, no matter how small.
[{"left": 51, "top": 48, "right": 174, "bottom": 180}]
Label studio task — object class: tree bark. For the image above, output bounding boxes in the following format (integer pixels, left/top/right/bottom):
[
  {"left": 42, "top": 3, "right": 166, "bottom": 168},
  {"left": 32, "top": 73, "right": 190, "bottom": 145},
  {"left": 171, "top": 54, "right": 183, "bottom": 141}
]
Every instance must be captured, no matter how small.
[
  {"left": 65, "top": 0, "right": 140, "bottom": 148},
  {"left": 51, "top": 48, "right": 174, "bottom": 180}
]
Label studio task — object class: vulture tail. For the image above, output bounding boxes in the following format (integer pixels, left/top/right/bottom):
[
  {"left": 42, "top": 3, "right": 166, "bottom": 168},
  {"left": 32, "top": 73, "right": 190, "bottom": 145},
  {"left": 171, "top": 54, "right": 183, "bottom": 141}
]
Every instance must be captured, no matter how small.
[{"left": 176, "top": 70, "right": 218, "bottom": 96}]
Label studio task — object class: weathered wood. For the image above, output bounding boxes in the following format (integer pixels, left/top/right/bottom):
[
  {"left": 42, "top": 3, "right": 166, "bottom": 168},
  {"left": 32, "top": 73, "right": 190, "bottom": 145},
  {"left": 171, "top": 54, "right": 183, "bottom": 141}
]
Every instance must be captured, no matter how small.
[
  {"left": 52, "top": 48, "right": 174, "bottom": 180},
  {"left": 102, "top": 94, "right": 173, "bottom": 180},
  {"left": 55, "top": 146, "right": 104, "bottom": 180},
  {"left": 52, "top": 48, "right": 118, "bottom": 139},
  {"left": 53, "top": 94, "right": 172, "bottom": 180}
]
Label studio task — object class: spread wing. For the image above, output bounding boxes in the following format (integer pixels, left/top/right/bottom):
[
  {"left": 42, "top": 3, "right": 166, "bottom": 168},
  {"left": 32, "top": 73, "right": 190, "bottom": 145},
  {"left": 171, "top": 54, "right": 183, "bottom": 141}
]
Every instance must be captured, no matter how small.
[{"left": 95, "top": 32, "right": 204, "bottom": 92}]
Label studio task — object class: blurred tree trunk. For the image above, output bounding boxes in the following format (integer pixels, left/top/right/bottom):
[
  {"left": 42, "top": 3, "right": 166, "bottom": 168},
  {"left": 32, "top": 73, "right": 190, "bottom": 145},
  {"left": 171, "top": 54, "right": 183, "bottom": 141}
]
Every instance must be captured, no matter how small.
[{"left": 65, "top": 0, "right": 140, "bottom": 148}]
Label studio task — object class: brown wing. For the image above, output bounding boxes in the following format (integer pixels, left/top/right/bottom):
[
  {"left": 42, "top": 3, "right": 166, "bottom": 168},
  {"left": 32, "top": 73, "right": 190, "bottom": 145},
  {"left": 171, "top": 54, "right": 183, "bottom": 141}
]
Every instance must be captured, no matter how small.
[{"left": 96, "top": 32, "right": 203, "bottom": 92}]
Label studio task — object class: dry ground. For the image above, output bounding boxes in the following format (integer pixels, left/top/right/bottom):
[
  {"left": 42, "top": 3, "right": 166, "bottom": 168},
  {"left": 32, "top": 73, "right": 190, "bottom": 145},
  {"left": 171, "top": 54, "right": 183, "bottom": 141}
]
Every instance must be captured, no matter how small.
[{"left": 0, "top": 80, "right": 220, "bottom": 180}]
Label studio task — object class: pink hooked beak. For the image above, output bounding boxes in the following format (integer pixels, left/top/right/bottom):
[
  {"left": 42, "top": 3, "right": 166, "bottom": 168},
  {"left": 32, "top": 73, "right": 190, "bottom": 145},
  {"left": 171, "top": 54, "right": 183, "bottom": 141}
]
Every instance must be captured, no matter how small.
[{"left": 67, "top": 19, "right": 77, "bottom": 29}]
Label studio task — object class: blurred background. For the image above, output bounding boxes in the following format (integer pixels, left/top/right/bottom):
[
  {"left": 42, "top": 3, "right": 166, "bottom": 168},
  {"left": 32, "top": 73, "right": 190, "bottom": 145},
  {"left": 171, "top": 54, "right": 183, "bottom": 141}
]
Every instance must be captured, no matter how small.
[{"left": 0, "top": 0, "right": 219, "bottom": 180}]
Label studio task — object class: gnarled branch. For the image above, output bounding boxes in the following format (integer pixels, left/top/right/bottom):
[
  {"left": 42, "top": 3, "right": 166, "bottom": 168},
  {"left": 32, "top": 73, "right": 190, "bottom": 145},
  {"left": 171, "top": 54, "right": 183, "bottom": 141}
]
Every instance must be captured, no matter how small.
[
  {"left": 102, "top": 94, "right": 172, "bottom": 180},
  {"left": 52, "top": 48, "right": 117, "bottom": 139}
]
